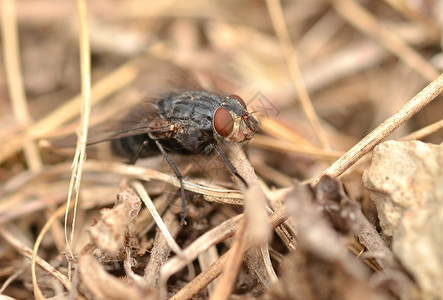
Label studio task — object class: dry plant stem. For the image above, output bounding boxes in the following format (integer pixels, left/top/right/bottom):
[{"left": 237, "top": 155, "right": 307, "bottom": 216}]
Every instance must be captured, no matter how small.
[
  {"left": 0, "top": 203, "right": 73, "bottom": 298},
  {"left": 227, "top": 143, "right": 270, "bottom": 245},
  {"left": 65, "top": 0, "right": 92, "bottom": 259},
  {"left": 132, "top": 181, "right": 187, "bottom": 260},
  {"left": 170, "top": 252, "right": 230, "bottom": 300},
  {"left": 1, "top": 0, "right": 42, "bottom": 172},
  {"left": 32, "top": 202, "right": 75, "bottom": 299},
  {"left": 260, "top": 244, "right": 278, "bottom": 283},
  {"left": 0, "top": 61, "right": 137, "bottom": 165},
  {"left": 170, "top": 206, "right": 288, "bottom": 300},
  {"left": 132, "top": 180, "right": 194, "bottom": 298},
  {"left": 0, "top": 265, "right": 26, "bottom": 293},
  {"left": 211, "top": 217, "right": 248, "bottom": 300},
  {"left": 136, "top": 194, "right": 170, "bottom": 236},
  {"left": 160, "top": 214, "right": 243, "bottom": 279},
  {"left": 197, "top": 246, "right": 220, "bottom": 297},
  {"left": 266, "top": 0, "right": 330, "bottom": 150},
  {"left": 333, "top": 0, "right": 439, "bottom": 81},
  {"left": 144, "top": 210, "right": 181, "bottom": 288},
  {"left": 400, "top": 118, "right": 443, "bottom": 141},
  {"left": 354, "top": 210, "right": 396, "bottom": 270},
  {"left": 244, "top": 247, "right": 273, "bottom": 288},
  {"left": 252, "top": 135, "right": 343, "bottom": 160},
  {"left": 0, "top": 224, "right": 71, "bottom": 295},
  {"left": 209, "top": 143, "right": 270, "bottom": 296},
  {"left": 382, "top": 0, "right": 440, "bottom": 39},
  {"left": 343, "top": 117, "right": 443, "bottom": 175},
  {"left": 314, "top": 72, "right": 443, "bottom": 183},
  {"left": 84, "top": 160, "right": 244, "bottom": 200}
]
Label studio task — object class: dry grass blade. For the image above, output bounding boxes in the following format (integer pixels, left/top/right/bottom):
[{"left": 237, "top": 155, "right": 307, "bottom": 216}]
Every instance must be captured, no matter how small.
[
  {"left": 314, "top": 73, "right": 443, "bottom": 183},
  {"left": 144, "top": 210, "right": 181, "bottom": 287},
  {"left": 0, "top": 224, "right": 71, "bottom": 297},
  {"left": 169, "top": 252, "right": 230, "bottom": 300},
  {"left": 266, "top": 0, "right": 330, "bottom": 150},
  {"left": 211, "top": 217, "right": 248, "bottom": 300},
  {"left": 203, "top": 142, "right": 271, "bottom": 298},
  {"left": 0, "top": 62, "right": 137, "bottom": 164},
  {"left": 0, "top": 201, "right": 73, "bottom": 298},
  {"left": 252, "top": 135, "right": 344, "bottom": 160},
  {"left": 64, "top": 0, "right": 92, "bottom": 259},
  {"left": 333, "top": 0, "right": 439, "bottom": 81},
  {"left": 382, "top": 0, "right": 440, "bottom": 39},
  {"left": 1, "top": 0, "right": 42, "bottom": 172},
  {"left": 84, "top": 160, "right": 244, "bottom": 200}
]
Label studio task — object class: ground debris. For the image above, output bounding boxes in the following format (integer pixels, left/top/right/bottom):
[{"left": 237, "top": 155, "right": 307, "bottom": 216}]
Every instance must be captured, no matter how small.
[
  {"left": 363, "top": 140, "right": 443, "bottom": 299},
  {"left": 263, "top": 180, "right": 391, "bottom": 300}
]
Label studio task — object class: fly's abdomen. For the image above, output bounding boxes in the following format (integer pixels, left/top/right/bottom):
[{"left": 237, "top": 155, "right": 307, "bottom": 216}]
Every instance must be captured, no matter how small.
[{"left": 111, "top": 134, "right": 159, "bottom": 158}]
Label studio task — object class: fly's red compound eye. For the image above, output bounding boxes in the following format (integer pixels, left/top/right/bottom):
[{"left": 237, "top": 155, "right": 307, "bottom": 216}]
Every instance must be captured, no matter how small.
[
  {"left": 228, "top": 94, "right": 247, "bottom": 110},
  {"left": 214, "top": 107, "right": 234, "bottom": 137}
]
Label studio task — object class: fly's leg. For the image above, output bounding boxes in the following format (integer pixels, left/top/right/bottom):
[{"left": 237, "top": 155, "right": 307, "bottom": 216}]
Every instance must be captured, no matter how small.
[
  {"left": 129, "top": 140, "right": 150, "bottom": 164},
  {"left": 212, "top": 143, "right": 248, "bottom": 187},
  {"left": 155, "top": 140, "right": 188, "bottom": 225}
]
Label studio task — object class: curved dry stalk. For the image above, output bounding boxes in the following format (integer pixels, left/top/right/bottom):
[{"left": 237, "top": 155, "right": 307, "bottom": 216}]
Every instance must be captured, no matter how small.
[
  {"left": 0, "top": 223, "right": 71, "bottom": 298},
  {"left": 382, "top": 0, "right": 440, "bottom": 39},
  {"left": 65, "top": 0, "right": 92, "bottom": 261},
  {"left": 400, "top": 118, "right": 443, "bottom": 141},
  {"left": 260, "top": 244, "right": 278, "bottom": 283},
  {"left": 266, "top": 0, "right": 330, "bottom": 150},
  {"left": 0, "top": 223, "right": 71, "bottom": 291},
  {"left": 30, "top": 203, "right": 74, "bottom": 298}
]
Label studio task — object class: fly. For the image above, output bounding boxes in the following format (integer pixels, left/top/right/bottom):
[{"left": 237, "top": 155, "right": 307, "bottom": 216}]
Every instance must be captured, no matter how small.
[{"left": 89, "top": 90, "right": 259, "bottom": 225}]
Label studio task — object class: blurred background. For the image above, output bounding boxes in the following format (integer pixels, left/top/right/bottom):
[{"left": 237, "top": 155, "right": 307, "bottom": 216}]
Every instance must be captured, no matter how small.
[{"left": 0, "top": 0, "right": 442, "bottom": 298}]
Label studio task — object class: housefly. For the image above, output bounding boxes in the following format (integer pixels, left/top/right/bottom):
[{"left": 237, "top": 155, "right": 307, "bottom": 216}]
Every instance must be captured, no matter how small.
[{"left": 88, "top": 90, "right": 259, "bottom": 225}]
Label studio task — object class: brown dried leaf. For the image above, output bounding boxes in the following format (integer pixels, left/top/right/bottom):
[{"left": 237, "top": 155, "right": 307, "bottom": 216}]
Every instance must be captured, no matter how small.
[
  {"left": 87, "top": 189, "right": 141, "bottom": 257},
  {"left": 79, "top": 253, "right": 156, "bottom": 300}
]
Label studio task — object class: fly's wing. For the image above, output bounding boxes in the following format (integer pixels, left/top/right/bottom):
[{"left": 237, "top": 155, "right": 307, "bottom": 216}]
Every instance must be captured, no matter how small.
[
  {"left": 49, "top": 57, "right": 208, "bottom": 148},
  {"left": 131, "top": 58, "right": 203, "bottom": 97},
  {"left": 50, "top": 102, "right": 174, "bottom": 148},
  {"left": 85, "top": 102, "right": 174, "bottom": 145},
  {"left": 85, "top": 58, "right": 211, "bottom": 145}
]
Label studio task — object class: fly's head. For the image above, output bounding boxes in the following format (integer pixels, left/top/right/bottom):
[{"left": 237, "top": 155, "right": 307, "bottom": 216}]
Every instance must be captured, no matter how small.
[{"left": 213, "top": 94, "right": 259, "bottom": 142}]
